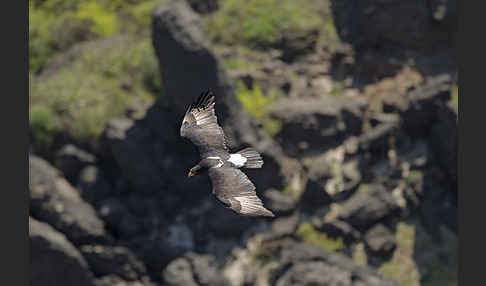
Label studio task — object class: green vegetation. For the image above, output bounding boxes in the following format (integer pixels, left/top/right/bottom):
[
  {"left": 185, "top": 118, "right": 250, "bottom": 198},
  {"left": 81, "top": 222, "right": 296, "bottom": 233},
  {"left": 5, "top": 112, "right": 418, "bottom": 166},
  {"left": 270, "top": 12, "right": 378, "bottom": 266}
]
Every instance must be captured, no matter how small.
[
  {"left": 29, "top": 0, "right": 162, "bottom": 148},
  {"left": 30, "top": 38, "right": 158, "bottom": 143},
  {"left": 222, "top": 57, "right": 260, "bottom": 71},
  {"left": 297, "top": 223, "right": 345, "bottom": 252},
  {"left": 75, "top": 1, "right": 119, "bottom": 36},
  {"left": 330, "top": 82, "right": 344, "bottom": 97},
  {"left": 378, "top": 220, "right": 457, "bottom": 286},
  {"left": 205, "top": 0, "right": 324, "bottom": 48},
  {"left": 30, "top": 105, "right": 60, "bottom": 148},
  {"left": 29, "top": 0, "right": 161, "bottom": 74},
  {"left": 406, "top": 170, "right": 423, "bottom": 185},
  {"left": 235, "top": 81, "right": 283, "bottom": 136},
  {"left": 378, "top": 222, "right": 420, "bottom": 286},
  {"left": 357, "top": 184, "right": 371, "bottom": 193},
  {"left": 352, "top": 242, "right": 368, "bottom": 266},
  {"left": 236, "top": 82, "right": 273, "bottom": 118}
]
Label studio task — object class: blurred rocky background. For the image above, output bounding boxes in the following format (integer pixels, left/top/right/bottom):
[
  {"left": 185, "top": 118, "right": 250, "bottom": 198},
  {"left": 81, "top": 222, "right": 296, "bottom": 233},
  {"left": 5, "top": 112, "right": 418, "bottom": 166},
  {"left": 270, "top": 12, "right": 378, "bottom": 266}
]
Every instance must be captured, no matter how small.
[{"left": 29, "top": 0, "right": 457, "bottom": 285}]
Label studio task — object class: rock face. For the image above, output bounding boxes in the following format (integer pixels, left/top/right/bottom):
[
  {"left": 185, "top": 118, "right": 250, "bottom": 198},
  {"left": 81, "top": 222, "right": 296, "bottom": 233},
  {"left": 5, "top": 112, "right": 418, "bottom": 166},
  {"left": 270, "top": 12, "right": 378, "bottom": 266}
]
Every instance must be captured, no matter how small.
[
  {"left": 430, "top": 100, "right": 458, "bottom": 187},
  {"left": 269, "top": 242, "right": 398, "bottom": 286},
  {"left": 29, "top": 154, "right": 108, "bottom": 245},
  {"left": 331, "top": 0, "right": 456, "bottom": 51},
  {"left": 338, "top": 184, "right": 400, "bottom": 231},
  {"left": 54, "top": 144, "right": 96, "bottom": 185},
  {"left": 401, "top": 75, "right": 453, "bottom": 138},
  {"left": 80, "top": 245, "right": 148, "bottom": 281},
  {"left": 28, "top": 0, "right": 457, "bottom": 284},
  {"left": 364, "top": 224, "right": 396, "bottom": 258},
  {"left": 268, "top": 96, "right": 365, "bottom": 157},
  {"left": 102, "top": 117, "right": 170, "bottom": 196},
  {"left": 151, "top": 0, "right": 300, "bottom": 189},
  {"left": 30, "top": 217, "right": 95, "bottom": 286},
  {"left": 330, "top": 0, "right": 456, "bottom": 84},
  {"left": 263, "top": 189, "right": 298, "bottom": 216},
  {"left": 152, "top": 0, "right": 255, "bottom": 146},
  {"left": 187, "top": 0, "right": 219, "bottom": 14},
  {"left": 77, "top": 166, "right": 111, "bottom": 206},
  {"left": 162, "top": 253, "right": 227, "bottom": 286}
]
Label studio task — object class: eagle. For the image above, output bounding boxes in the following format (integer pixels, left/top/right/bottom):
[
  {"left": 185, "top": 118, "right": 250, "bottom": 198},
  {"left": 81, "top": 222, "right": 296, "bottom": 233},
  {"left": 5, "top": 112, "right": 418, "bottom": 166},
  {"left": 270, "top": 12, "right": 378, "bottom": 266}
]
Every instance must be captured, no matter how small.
[{"left": 180, "top": 91, "right": 275, "bottom": 217}]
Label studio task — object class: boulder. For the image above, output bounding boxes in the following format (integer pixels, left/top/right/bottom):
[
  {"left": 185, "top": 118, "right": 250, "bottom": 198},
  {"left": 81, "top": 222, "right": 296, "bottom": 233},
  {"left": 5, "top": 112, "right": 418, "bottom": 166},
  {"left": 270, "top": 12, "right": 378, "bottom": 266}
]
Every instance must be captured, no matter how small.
[
  {"left": 77, "top": 166, "right": 111, "bottom": 206},
  {"left": 338, "top": 184, "right": 400, "bottom": 231},
  {"left": 401, "top": 74, "right": 452, "bottom": 138},
  {"left": 29, "top": 154, "right": 108, "bottom": 245},
  {"left": 80, "top": 245, "right": 148, "bottom": 281},
  {"left": 30, "top": 217, "right": 95, "bottom": 286},
  {"left": 263, "top": 189, "right": 298, "bottom": 216},
  {"left": 102, "top": 118, "right": 168, "bottom": 196},
  {"left": 313, "top": 219, "right": 361, "bottom": 244},
  {"left": 430, "top": 100, "right": 457, "bottom": 187},
  {"left": 162, "top": 256, "right": 197, "bottom": 286},
  {"left": 55, "top": 144, "right": 96, "bottom": 185},
  {"left": 364, "top": 224, "right": 396, "bottom": 258},
  {"left": 162, "top": 253, "right": 227, "bottom": 286},
  {"left": 331, "top": 0, "right": 454, "bottom": 51},
  {"left": 126, "top": 222, "right": 195, "bottom": 277},
  {"left": 265, "top": 212, "right": 300, "bottom": 240},
  {"left": 94, "top": 275, "right": 152, "bottom": 286},
  {"left": 186, "top": 0, "right": 219, "bottom": 14},
  {"left": 268, "top": 95, "right": 365, "bottom": 157},
  {"left": 268, "top": 242, "right": 398, "bottom": 286},
  {"left": 302, "top": 147, "right": 361, "bottom": 207}
]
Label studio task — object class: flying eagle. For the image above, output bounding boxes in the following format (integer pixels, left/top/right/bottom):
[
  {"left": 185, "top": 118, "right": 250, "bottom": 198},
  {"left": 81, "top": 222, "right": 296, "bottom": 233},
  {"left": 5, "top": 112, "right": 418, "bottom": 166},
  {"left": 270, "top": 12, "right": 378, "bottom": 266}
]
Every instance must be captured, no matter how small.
[{"left": 180, "top": 91, "right": 275, "bottom": 217}]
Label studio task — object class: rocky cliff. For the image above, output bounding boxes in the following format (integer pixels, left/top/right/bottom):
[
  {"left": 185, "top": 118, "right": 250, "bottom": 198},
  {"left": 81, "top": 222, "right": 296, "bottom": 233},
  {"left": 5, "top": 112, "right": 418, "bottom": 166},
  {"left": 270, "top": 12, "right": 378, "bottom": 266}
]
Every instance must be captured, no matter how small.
[{"left": 29, "top": 0, "right": 457, "bottom": 285}]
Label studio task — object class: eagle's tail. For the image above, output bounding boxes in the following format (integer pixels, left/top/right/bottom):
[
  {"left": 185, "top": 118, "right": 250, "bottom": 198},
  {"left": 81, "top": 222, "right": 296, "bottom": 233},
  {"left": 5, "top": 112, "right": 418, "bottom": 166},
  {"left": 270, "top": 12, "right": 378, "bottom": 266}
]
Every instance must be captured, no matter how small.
[{"left": 236, "top": 148, "right": 263, "bottom": 169}]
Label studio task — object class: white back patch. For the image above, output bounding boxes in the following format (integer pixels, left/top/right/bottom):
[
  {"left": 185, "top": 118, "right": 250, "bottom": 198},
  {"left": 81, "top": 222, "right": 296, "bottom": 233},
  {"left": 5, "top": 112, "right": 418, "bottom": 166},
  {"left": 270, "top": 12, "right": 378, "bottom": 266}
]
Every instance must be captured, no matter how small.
[{"left": 228, "top": 154, "right": 247, "bottom": 168}]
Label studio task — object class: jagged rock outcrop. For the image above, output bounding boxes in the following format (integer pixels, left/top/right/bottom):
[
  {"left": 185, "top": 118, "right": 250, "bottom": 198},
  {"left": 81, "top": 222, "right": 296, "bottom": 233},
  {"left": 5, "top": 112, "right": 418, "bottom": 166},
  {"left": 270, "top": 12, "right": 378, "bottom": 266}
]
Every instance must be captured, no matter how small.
[
  {"left": 162, "top": 253, "right": 227, "bottom": 286},
  {"left": 187, "top": 0, "right": 220, "bottom": 14},
  {"left": 54, "top": 144, "right": 96, "bottom": 185},
  {"left": 268, "top": 95, "right": 366, "bottom": 157},
  {"left": 29, "top": 154, "right": 108, "bottom": 245},
  {"left": 80, "top": 245, "right": 149, "bottom": 281},
  {"left": 267, "top": 241, "right": 399, "bottom": 286},
  {"left": 337, "top": 184, "right": 400, "bottom": 231},
  {"left": 30, "top": 217, "right": 96, "bottom": 286},
  {"left": 152, "top": 0, "right": 301, "bottom": 187},
  {"left": 364, "top": 224, "right": 396, "bottom": 258}
]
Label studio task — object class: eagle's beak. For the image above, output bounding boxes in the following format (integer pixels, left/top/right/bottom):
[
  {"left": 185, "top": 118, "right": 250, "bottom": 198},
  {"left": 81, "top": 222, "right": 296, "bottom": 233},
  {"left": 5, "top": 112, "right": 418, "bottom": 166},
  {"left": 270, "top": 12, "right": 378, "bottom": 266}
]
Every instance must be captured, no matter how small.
[{"left": 188, "top": 171, "right": 196, "bottom": 177}]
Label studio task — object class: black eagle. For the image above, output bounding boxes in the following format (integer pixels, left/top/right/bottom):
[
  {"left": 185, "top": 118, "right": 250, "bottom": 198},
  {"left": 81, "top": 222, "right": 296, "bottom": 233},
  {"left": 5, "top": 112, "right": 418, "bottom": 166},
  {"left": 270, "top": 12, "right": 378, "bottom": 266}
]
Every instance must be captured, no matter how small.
[{"left": 180, "top": 91, "right": 275, "bottom": 217}]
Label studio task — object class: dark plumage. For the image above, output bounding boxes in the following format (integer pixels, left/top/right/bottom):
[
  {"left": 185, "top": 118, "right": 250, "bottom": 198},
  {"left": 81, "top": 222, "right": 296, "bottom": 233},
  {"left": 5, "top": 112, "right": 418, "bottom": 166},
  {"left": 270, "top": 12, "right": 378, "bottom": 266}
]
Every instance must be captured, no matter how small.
[{"left": 180, "top": 91, "right": 274, "bottom": 217}]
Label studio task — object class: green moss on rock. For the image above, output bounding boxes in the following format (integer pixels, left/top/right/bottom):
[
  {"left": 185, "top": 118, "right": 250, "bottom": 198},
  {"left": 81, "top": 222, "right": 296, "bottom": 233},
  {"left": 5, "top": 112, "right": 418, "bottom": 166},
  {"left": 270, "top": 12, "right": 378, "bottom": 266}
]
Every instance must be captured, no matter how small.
[
  {"left": 378, "top": 220, "right": 458, "bottom": 286},
  {"left": 235, "top": 81, "right": 283, "bottom": 136},
  {"left": 297, "top": 222, "right": 345, "bottom": 252}
]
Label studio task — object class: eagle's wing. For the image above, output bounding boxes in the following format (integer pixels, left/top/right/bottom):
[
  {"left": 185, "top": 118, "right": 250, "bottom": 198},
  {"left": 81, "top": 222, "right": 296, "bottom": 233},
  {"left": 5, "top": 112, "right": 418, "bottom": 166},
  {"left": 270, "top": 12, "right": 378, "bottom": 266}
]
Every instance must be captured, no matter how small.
[
  {"left": 208, "top": 166, "right": 275, "bottom": 217},
  {"left": 180, "top": 91, "right": 228, "bottom": 158}
]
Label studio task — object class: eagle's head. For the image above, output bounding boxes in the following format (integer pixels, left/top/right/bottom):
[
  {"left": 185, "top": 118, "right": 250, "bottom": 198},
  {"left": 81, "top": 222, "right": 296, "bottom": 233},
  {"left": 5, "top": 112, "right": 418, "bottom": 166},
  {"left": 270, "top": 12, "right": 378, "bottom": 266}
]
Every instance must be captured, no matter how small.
[
  {"left": 188, "top": 158, "right": 223, "bottom": 177},
  {"left": 188, "top": 165, "right": 201, "bottom": 177}
]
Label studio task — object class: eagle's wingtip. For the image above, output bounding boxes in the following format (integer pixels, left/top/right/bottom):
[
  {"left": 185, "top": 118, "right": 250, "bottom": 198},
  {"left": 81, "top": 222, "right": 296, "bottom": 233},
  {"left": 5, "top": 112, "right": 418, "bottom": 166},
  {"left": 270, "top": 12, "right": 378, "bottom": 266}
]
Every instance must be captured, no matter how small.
[
  {"left": 194, "top": 90, "right": 215, "bottom": 110},
  {"left": 262, "top": 209, "right": 275, "bottom": 217}
]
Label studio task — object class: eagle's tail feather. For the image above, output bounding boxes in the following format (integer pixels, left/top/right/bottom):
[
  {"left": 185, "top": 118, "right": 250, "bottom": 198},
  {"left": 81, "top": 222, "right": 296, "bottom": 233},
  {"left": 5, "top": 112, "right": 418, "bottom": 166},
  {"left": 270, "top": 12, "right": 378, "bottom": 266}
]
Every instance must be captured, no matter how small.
[{"left": 236, "top": 148, "right": 263, "bottom": 169}]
